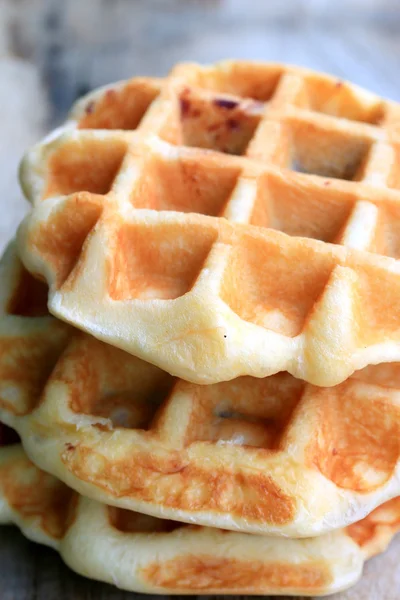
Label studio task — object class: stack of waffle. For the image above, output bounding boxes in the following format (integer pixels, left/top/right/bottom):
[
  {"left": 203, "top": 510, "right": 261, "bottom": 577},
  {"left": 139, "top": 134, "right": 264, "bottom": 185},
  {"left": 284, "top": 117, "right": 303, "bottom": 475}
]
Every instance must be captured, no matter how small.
[{"left": 1, "top": 60, "right": 400, "bottom": 596}]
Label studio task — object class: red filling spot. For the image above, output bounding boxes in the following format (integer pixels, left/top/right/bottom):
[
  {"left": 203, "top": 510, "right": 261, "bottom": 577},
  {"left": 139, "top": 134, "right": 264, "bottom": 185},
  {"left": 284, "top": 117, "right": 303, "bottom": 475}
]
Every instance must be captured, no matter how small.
[
  {"left": 227, "top": 118, "right": 239, "bottom": 130},
  {"left": 85, "top": 101, "right": 95, "bottom": 115},
  {"left": 214, "top": 98, "right": 239, "bottom": 110},
  {"left": 180, "top": 97, "right": 191, "bottom": 117}
]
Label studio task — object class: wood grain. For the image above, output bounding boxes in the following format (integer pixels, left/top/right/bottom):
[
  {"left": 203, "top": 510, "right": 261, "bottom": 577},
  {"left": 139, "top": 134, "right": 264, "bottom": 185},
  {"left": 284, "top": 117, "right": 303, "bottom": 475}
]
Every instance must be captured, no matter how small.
[{"left": 0, "top": 0, "right": 400, "bottom": 598}]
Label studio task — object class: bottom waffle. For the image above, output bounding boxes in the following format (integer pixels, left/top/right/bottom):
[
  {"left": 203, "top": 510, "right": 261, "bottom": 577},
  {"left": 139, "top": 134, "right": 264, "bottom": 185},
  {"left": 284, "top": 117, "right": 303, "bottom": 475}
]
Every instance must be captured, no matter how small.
[{"left": 1, "top": 435, "right": 399, "bottom": 596}]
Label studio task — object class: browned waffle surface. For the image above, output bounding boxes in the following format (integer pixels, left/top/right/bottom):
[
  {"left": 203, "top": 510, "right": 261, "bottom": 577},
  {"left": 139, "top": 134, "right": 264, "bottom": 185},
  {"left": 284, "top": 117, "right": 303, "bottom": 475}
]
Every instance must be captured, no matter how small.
[
  {"left": 0, "top": 242, "right": 71, "bottom": 417},
  {"left": 17, "top": 61, "right": 400, "bottom": 386},
  {"left": 1, "top": 443, "right": 399, "bottom": 595},
  {"left": 1, "top": 243, "right": 400, "bottom": 537}
]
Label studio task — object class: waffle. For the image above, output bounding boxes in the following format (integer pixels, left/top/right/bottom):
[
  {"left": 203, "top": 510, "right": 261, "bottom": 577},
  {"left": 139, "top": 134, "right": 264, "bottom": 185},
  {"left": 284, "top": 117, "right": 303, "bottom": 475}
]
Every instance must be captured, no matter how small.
[
  {"left": 0, "top": 242, "right": 71, "bottom": 417},
  {"left": 1, "top": 244, "right": 400, "bottom": 537},
  {"left": 17, "top": 60, "right": 400, "bottom": 386},
  {"left": 1, "top": 439, "right": 399, "bottom": 596}
]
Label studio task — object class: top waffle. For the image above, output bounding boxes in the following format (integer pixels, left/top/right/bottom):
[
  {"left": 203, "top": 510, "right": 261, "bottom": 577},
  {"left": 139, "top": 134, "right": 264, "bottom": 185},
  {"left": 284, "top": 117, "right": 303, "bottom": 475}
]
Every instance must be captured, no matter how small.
[{"left": 18, "top": 61, "right": 400, "bottom": 385}]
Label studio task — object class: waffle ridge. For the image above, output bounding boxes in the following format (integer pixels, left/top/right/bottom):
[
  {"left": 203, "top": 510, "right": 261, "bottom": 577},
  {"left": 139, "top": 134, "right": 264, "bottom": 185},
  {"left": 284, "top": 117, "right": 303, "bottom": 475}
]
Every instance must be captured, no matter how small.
[{"left": 17, "top": 61, "right": 400, "bottom": 385}]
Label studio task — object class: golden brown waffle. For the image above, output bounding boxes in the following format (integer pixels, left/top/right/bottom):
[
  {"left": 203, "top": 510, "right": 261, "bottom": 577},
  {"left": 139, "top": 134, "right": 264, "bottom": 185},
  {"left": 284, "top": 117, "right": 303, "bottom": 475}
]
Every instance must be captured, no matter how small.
[
  {"left": 17, "top": 61, "right": 400, "bottom": 386},
  {"left": 0, "top": 242, "right": 71, "bottom": 416},
  {"left": 1, "top": 441, "right": 399, "bottom": 596},
  {"left": 1, "top": 243, "right": 400, "bottom": 537}
]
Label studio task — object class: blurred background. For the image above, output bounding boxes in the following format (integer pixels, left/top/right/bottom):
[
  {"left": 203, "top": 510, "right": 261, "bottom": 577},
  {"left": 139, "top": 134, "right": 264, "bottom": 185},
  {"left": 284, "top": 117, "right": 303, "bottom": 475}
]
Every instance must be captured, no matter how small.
[
  {"left": 1, "top": 0, "right": 400, "bottom": 250},
  {"left": 1, "top": 1, "right": 400, "bottom": 598}
]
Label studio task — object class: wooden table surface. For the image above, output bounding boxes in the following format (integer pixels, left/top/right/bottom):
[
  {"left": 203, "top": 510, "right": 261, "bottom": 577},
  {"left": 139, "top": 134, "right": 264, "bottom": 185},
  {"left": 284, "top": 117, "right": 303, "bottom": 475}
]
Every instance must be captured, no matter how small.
[{"left": 1, "top": 1, "right": 400, "bottom": 598}]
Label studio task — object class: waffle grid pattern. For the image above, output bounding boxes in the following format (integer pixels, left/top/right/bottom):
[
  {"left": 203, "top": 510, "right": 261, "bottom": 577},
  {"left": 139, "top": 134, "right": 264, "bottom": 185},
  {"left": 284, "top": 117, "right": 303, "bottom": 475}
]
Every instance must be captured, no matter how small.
[
  {"left": 1, "top": 244, "right": 400, "bottom": 537},
  {"left": 17, "top": 61, "right": 400, "bottom": 385}
]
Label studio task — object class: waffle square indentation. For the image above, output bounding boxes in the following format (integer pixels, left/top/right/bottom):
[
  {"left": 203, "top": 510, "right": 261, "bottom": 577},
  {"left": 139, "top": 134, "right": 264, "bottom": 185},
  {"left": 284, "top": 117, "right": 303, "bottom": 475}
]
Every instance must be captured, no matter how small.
[
  {"left": 221, "top": 234, "right": 335, "bottom": 337},
  {"left": 108, "top": 222, "right": 217, "bottom": 301}
]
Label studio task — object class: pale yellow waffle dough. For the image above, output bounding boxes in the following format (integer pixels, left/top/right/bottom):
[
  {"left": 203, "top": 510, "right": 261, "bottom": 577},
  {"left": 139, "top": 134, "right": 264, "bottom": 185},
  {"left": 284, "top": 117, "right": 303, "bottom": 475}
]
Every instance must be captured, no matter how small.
[
  {"left": 16, "top": 60, "right": 400, "bottom": 386},
  {"left": 1, "top": 443, "right": 400, "bottom": 596},
  {"left": 1, "top": 243, "right": 400, "bottom": 538}
]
